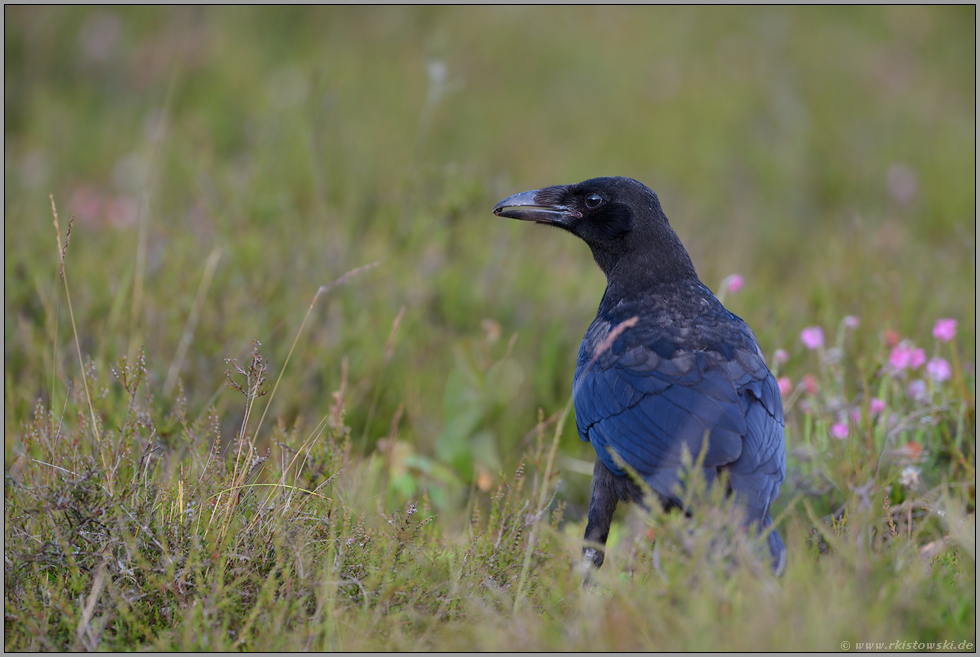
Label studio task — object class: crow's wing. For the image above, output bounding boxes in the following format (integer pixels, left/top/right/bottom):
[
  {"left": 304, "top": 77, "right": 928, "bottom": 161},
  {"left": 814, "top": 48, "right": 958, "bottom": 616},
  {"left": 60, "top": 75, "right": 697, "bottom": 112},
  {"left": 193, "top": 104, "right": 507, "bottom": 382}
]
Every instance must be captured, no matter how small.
[{"left": 573, "top": 318, "right": 785, "bottom": 516}]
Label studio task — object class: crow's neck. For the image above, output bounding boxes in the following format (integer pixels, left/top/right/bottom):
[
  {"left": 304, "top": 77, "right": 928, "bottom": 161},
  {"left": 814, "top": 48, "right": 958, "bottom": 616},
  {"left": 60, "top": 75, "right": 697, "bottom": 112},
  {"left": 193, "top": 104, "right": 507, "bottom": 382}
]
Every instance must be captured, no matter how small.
[
  {"left": 595, "top": 252, "right": 703, "bottom": 320},
  {"left": 588, "top": 219, "right": 697, "bottom": 278},
  {"left": 595, "top": 226, "right": 699, "bottom": 281}
]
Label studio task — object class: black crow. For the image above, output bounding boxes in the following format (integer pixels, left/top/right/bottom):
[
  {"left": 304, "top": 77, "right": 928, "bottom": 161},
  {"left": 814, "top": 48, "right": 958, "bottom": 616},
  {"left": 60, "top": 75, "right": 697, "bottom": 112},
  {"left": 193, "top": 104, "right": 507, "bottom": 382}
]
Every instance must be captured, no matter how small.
[{"left": 494, "top": 177, "right": 786, "bottom": 573}]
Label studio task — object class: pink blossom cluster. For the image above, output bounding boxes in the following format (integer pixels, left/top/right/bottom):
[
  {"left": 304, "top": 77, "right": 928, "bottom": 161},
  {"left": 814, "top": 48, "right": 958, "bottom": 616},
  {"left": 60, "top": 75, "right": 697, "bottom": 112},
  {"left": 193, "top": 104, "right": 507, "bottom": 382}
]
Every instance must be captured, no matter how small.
[
  {"left": 787, "top": 317, "right": 959, "bottom": 430},
  {"left": 884, "top": 316, "right": 957, "bottom": 383},
  {"left": 889, "top": 342, "right": 926, "bottom": 371}
]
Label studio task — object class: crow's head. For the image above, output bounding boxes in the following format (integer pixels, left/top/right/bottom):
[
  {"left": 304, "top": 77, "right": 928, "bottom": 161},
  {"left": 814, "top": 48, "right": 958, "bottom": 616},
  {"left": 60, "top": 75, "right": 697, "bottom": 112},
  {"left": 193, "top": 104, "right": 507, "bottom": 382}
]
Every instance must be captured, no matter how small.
[{"left": 494, "top": 176, "right": 697, "bottom": 282}]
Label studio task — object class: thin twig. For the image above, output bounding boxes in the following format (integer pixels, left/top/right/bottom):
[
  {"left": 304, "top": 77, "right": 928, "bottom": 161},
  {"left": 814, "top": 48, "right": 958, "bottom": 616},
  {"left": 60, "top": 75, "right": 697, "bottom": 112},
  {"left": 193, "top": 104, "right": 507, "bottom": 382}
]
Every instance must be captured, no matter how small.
[
  {"left": 572, "top": 316, "right": 639, "bottom": 400},
  {"left": 32, "top": 459, "right": 79, "bottom": 477},
  {"left": 52, "top": 380, "right": 72, "bottom": 445},
  {"left": 252, "top": 261, "right": 379, "bottom": 442},
  {"left": 74, "top": 562, "right": 107, "bottom": 650},
  {"left": 50, "top": 197, "right": 101, "bottom": 454}
]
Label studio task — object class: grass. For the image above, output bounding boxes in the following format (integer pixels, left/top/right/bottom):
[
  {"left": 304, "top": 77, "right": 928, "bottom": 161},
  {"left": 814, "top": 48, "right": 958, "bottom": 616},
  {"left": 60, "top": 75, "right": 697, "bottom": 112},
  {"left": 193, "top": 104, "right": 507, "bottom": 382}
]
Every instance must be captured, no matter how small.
[{"left": 4, "top": 5, "right": 976, "bottom": 651}]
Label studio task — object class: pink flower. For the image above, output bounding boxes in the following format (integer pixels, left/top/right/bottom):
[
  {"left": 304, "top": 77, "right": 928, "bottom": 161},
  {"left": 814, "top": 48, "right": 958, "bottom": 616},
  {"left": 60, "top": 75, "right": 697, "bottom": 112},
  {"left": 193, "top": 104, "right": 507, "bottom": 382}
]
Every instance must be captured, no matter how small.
[
  {"left": 870, "top": 398, "right": 886, "bottom": 415},
  {"left": 800, "top": 327, "right": 824, "bottom": 350},
  {"left": 722, "top": 274, "right": 744, "bottom": 295},
  {"left": 889, "top": 345, "right": 909, "bottom": 370},
  {"left": 843, "top": 316, "right": 860, "bottom": 329},
  {"left": 926, "top": 357, "right": 951, "bottom": 383},
  {"left": 773, "top": 349, "right": 789, "bottom": 364},
  {"left": 906, "top": 379, "right": 928, "bottom": 403},
  {"left": 933, "top": 318, "right": 957, "bottom": 342},
  {"left": 777, "top": 377, "right": 793, "bottom": 397},
  {"left": 830, "top": 423, "right": 849, "bottom": 440},
  {"left": 889, "top": 343, "right": 920, "bottom": 371},
  {"left": 802, "top": 373, "right": 818, "bottom": 395},
  {"left": 849, "top": 408, "right": 862, "bottom": 424}
]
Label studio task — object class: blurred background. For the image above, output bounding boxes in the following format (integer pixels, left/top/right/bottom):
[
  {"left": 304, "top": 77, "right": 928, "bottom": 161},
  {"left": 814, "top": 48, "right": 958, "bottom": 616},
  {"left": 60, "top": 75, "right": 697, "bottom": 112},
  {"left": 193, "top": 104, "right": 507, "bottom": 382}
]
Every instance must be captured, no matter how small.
[{"left": 4, "top": 6, "right": 975, "bottom": 514}]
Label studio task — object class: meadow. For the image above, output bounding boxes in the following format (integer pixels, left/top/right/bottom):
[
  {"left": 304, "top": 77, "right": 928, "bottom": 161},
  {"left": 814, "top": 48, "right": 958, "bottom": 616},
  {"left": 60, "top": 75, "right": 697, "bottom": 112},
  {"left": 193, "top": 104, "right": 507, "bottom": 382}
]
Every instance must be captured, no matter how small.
[{"left": 4, "top": 6, "right": 975, "bottom": 650}]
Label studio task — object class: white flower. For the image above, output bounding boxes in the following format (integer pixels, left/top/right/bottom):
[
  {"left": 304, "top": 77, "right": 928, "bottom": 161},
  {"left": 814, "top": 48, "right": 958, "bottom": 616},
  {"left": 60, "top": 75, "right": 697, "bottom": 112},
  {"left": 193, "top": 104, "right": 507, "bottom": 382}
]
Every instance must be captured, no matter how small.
[{"left": 898, "top": 466, "right": 921, "bottom": 490}]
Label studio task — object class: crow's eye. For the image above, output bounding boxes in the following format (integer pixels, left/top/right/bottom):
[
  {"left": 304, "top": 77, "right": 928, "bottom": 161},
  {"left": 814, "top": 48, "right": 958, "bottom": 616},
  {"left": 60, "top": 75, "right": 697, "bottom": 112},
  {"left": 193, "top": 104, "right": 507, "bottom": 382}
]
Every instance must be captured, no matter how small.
[{"left": 585, "top": 194, "right": 603, "bottom": 208}]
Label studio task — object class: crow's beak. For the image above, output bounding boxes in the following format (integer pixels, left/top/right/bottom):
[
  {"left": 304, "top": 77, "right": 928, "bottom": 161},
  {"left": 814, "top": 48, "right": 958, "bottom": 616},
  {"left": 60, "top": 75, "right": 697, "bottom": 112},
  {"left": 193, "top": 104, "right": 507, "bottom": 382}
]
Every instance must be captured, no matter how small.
[{"left": 493, "top": 190, "right": 581, "bottom": 225}]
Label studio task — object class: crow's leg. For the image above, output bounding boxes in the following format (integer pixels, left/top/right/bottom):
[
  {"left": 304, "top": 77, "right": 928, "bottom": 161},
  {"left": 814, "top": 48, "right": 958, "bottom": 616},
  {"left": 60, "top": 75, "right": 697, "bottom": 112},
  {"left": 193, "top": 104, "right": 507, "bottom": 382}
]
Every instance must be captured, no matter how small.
[{"left": 582, "top": 458, "right": 623, "bottom": 570}]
